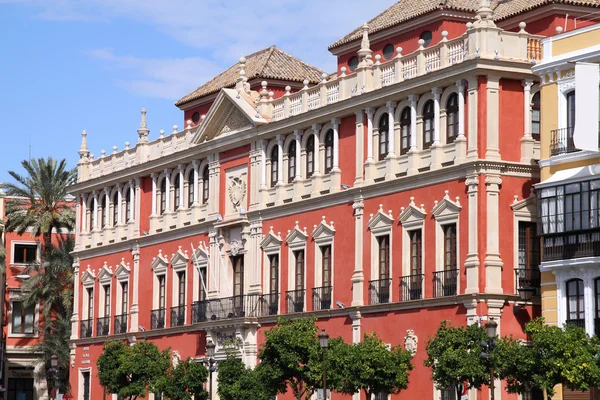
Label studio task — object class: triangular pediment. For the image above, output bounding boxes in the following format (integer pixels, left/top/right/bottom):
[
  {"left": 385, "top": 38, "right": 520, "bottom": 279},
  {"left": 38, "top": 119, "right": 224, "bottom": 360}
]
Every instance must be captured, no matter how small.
[
  {"left": 115, "top": 259, "right": 131, "bottom": 278},
  {"left": 151, "top": 250, "right": 169, "bottom": 272},
  {"left": 511, "top": 195, "right": 537, "bottom": 217},
  {"left": 261, "top": 228, "right": 283, "bottom": 250},
  {"left": 80, "top": 267, "right": 96, "bottom": 285},
  {"left": 97, "top": 263, "right": 113, "bottom": 283},
  {"left": 192, "top": 89, "right": 268, "bottom": 144},
  {"left": 432, "top": 191, "right": 462, "bottom": 218},
  {"left": 312, "top": 217, "right": 336, "bottom": 240},
  {"left": 368, "top": 205, "right": 395, "bottom": 231},
  {"left": 285, "top": 222, "right": 308, "bottom": 245},
  {"left": 398, "top": 198, "right": 427, "bottom": 224},
  {"left": 192, "top": 243, "right": 209, "bottom": 267},
  {"left": 170, "top": 246, "right": 189, "bottom": 268}
]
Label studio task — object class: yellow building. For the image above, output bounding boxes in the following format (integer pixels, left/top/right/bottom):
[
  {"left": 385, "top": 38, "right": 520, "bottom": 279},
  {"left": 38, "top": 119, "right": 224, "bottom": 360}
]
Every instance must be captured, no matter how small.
[{"left": 533, "top": 23, "right": 600, "bottom": 400}]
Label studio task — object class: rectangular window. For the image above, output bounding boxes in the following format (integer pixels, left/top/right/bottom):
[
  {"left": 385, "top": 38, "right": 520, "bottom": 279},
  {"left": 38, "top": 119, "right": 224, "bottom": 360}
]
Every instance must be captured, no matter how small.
[
  {"left": 443, "top": 224, "right": 457, "bottom": 270},
  {"left": 87, "top": 288, "right": 94, "bottom": 319},
  {"left": 103, "top": 285, "right": 110, "bottom": 317},
  {"left": 121, "top": 282, "right": 128, "bottom": 314},
  {"left": 11, "top": 301, "right": 34, "bottom": 334},
  {"left": 233, "top": 256, "right": 244, "bottom": 297},
  {"left": 199, "top": 268, "right": 207, "bottom": 301},
  {"left": 82, "top": 371, "right": 90, "bottom": 400},
  {"left": 294, "top": 250, "right": 305, "bottom": 291},
  {"left": 377, "top": 235, "right": 390, "bottom": 280},
  {"left": 409, "top": 230, "right": 422, "bottom": 275},
  {"left": 269, "top": 255, "right": 279, "bottom": 294},
  {"left": 13, "top": 244, "right": 38, "bottom": 264},
  {"left": 177, "top": 271, "right": 186, "bottom": 306},
  {"left": 321, "top": 245, "right": 332, "bottom": 287},
  {"left": 518, "top": 222, "right": 539, "bottom": 269},
  {"left": 158, "top": 275, "right": 166, "bottom": 309}
]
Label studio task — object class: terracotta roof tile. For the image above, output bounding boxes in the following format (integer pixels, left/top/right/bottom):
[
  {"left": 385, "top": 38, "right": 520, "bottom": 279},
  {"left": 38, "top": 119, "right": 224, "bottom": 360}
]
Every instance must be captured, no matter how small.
[
  {"left": 176, "top": 46, "right": 325, "bottom": 107},
  {"left": 328, "top": 0, "right": 600, "bottom": 50}
]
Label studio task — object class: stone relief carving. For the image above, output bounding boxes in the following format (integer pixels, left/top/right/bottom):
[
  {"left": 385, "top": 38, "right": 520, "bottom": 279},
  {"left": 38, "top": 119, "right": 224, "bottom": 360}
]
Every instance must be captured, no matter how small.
[
  {"left": 404, "top": 329, "right": 418, "bottom": 357},
  {"left": 228, "top": 175, "right": 247, "bottom": 212},
  {"left": 229, "top": 239, "right": 244, "bottom": 256},
  {"left": 220, "top": 107, "right": 250, "bottom": 135},
  {"left": 216, "top": 332, "right": 243, "bottom": 349}
]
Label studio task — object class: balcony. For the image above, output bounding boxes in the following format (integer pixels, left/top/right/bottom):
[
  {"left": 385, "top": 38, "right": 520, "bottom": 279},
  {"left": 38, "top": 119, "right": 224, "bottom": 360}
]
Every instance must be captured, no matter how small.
[
  {"left": 96, "top": 316, "right": 110, "bottom": 336},
  {"left": 542, "top": 231, "right": 600, "bottom": 262},
  {"left": 566, "top": 318, "right": 585, "bottom": 329},
  {"left": 515, "top": 268, "right": 541, "bottom": 296},
  {"left": 114, "top": 313, "right": 127, "bottom": 334},
  {"left": 170, "top": 305, "right": 185, "bottom": 327},
  {"left": 80, "top": 319, "right": 93, "bottom": 338},
  {"left": 433, "top": 269, "right": 459, "bottom": 298},
  {"left": 262, "top": 293, "right": 279, "bottom": 316},
  {"left": 399, "top": 274, "right": 424, "bottom": 301},
  {"left": 550, "top": 127, "right": 578, "bottom": 156},
  {"left": 151, "top": 308, "right": 166, "bottom": 329},
  {"left": 312, "top": 286, "right": 332, "bottom": 311},
  {"left": 191, "top": 294, "right": 263, "bottom": 323},
  {"left": 286, "top": 289, "right": 306, "bottom": 313},
  {"left": 369, "top": 279, "right": 391, "bottom": 305}
]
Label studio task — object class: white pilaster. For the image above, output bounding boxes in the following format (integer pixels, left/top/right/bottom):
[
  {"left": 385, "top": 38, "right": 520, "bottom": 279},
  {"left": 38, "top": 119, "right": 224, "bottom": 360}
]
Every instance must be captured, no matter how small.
[
  {"left": 192, "top": 160, "right": 199, "bottom": 205},
  {"left": 312, "top": 124, "right": 321, "bottom": 175},
  {"left": 386, "top": 101, "right": 396, "bottom": 156},
  {"left": 276, "top": 135, "right": 284, "bottom": 184},
  {"left": 455, "top": 80, "right": 467, "bottom": 163},
  {"left": 93, "top": 190, "right": 99, "bottom": 230},
  {"left": 485, "top": 173, "right": 503, "bottom": 294},
  {"left": 331, "top": 118, "right": 341, "bottom": 171},
  {"left": 352, "top": 197, "right": 365, "bottom": 306},
  {"left": 354, "top": 111, "right": 364, "bottom": 186},
  {"left": 75, "top": 194, "right": 82, "bottom": 245},
  {"left": 151, "top": 173, "right": 157, "bottom": 216},
  {"left": 116, "top": 184, "right": 122, "bottom": 225},
  {"left": 432, "top": 88, "right": 442, "bottom": 145},
  {"left": 465, "top": 174, "right": 479, "bottom": 294},
  {"left": 466, "top": 77, "right": 479, "bottom": 159},
  {"left": 365, "top": 108, "right": 374, "bottom": 161},
  {"left": 521, "top": 80, "right": 535, "bottom": 163},
  {"left": 81, "top": 194, "right": 87, "bottom": 233},
  {"left": 409, "top": 95, "right": 418, "bottom": 150},
  {"left": 130, "top": 245, "right": 140, "bottom": 332},
  {"left": 103, "top": 188, "right": 110, "bottom": 228},
  {"left": 178, "top": 165, "right": 185, "bottom": 209},
  {"left": 294, "top": 130, "right": 302, "bottom": 180},
  {"left": 70, "top": 258, "right": 80, "bottom": 340},
  {"left": 164, "top": 168, "right": 172, "bottom": 213},
  {"left": 485, "top": 75, "right": 501, "bottom": 161}
]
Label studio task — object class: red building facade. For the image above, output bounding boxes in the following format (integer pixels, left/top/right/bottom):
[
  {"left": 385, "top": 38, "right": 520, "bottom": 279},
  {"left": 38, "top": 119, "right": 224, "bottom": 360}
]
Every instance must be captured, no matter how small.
[{"left": 68, "top": 1, "right": 600, "bottom": 399}]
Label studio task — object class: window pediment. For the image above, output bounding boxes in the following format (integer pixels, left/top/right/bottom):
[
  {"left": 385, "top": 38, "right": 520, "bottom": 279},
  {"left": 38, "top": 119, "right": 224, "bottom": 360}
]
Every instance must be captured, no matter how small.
[
  {"left": 261, "top": 228, "right": 283, "bottom": 252},
  {"left": 312, "top": 217, "right": 335, "bottom": 245},
  {"left": 398, "top": 198, "right": 427, "bottom": 227},
  {"left": 97, "top": 263, "right": 113, "bottom": 284},
  {"left": 80, "top": 267, "right": 96, "bottom": 287},
  {"left": 432, "top": 191, "right": 462, "bottom": 222},
  {"left": 115, "top": 259, "right": 130, "bottom": 282},
  {"left": 151, "top": 250, "right": 169, "bottom": 273},
  {"left": 170, "top": 246, "right": 189, "bottom": 271},
  {"left": 192, "top": 244, "right": 209, "bottom": 269},
  {"left": 286, "top": 222, "right": 308, "bottom": 250},
  {"left": 510, "top": 195, "right": 536, "bottom": 218},
  {"left": 368, "top": 205, "right": 394, "bottom": 235}
]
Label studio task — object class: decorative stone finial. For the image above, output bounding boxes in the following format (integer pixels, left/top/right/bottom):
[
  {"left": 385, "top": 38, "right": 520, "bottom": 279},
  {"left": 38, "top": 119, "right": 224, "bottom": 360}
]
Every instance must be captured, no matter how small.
[
  {"left": 374, "top": 54, "right": 381, "bottom": 64},
  {"left": 78, "top": 130, "right": 89, "bottom": 160},
  {"left": 556, "top": 26, "right": 564, "bottom": 34},
  {"left": 396, "top": 47, "right": 403, "bottom": 57},
  {"left": 358, "top": 23, "right": 373, "bottom": 67},
  {"left": 340, "top": 66, "right": 347, "bottom": 77},
  {"left": 100, "top": 150, "right": 106, "bottom": 158},
  {"left": 285, "top": 86, "right": 291, "bottom": 95},
  {"left": 159, "top": 129, "right": 165, "bottom": 139},
  {"left": 303, "top": 79, "right": 309, "bottom": 89},
  {"left": 321, "top": 72, "right": 328, "bottom": 83},
  {"left": 418, "top": 39, "right": 425, "bottom": 49},
  {"left": 125, "top": 141, "right": 130, "bottom": 149},
  {"left": 187, "top": 120, "right": 192, "bottom": 129},
  {"left": 518, "top": 22, "right": 527, "bottom": 33},
  {"left": 172, "top": 125, "right": 178, "bottom": 134},
  {"left": 474, "top": 0, "right": 496, "bottom": 27},
  {"left": 236, "top": 56, "right": 250, "bottom": 94},
  {"left": 137, "top": 108, "right": 150, "bottom": 144},
  {"left": 444, "top": 190, "right": 450, "bottom": 199},
  {"left": 112, "top": 146, "right": 118, "bottom": 154},
  {"left": 441, "top": 31, "right": 448, "bottom": 41}
]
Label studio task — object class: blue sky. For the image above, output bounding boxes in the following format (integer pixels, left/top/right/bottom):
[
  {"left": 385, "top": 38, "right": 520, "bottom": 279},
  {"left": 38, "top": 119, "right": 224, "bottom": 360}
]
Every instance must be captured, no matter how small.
[{"left": 0, "top": 0, "right": 396, "bottom": 183}]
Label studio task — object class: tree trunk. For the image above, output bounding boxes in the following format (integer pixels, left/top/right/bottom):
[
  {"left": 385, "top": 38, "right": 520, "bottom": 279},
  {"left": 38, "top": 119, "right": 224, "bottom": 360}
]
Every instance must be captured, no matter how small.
[{"left": 43, "top": 229, "right": 52, "bottom": 252}]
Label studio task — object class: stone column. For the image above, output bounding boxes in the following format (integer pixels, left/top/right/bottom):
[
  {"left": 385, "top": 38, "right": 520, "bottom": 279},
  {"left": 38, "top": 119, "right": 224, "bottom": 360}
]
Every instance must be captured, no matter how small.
[
  {"left": 75, "top": 194, "right": 81, "bottom": 247},
  {"left": 407, "top": 94, "right": 419, "bottom": 175},
  {"left": 354, "top": 111, "right": 364, "bottom": 186},
  {"left": 151, "top": 173, "right": 157, "bottom": 216},
  {"left": 103, "top": 187, "right": 110, "bottom": 228},
  {"left": 486, "top": 75, "right": 501, "bottom": 161},
  {"left": 92, "top": 190, "right": 99, "bottom": 230},
  {"left": 352, "top": 196, "right": 365, "bottom": 306},
  {"left": 455, "top": 80, "right": 467, "bottom": 163},
  {"left": 116, "top": 185, "right": 123, "bottom": 225},
  {"left": 248, "top": 220, "right": 263, "bottom": 294},
  {"left": 293, "top": 130, "right": 303, "bottom": 200},
  {"left": 331, "top": 118, "right": 342, "bottom": 192},
  {"left": 431, "top": 87, "right": 443, "bottom": 169},
  {"left": 208, "top": 230, "right": 220, "bottom": 298},
  {"left": 311, "top": 124, "right": 322, "bottom": 196},
  {"left": 365, "top": 108, "right": 374, "bottom": 161},
  {"left": 465, "top": 174, "right": 479, "bottom": 294},
  {"left": 70, "top": 257, "right": 80, "bottom": 340},
  {"left": 276, "top": 135, "right": 284, "bottom": 185},
  {"left": 466, "top": 76, "right": 479, "bottom": 159},
  {"left": 164, "top": 168, "right": 172, "bottom": 213},
  {"left": 81, "top": 194, "right": 87, "bottom": 233},
  {"left": 386, "top": 101, "right": 396, "bottom": 157},
  {"left": 192, "top": 160, "right": 200, "bottom": 205},
  {"left": 208, "top": 155, "right": 220, "bottom": 218},
  {"left": 521, "top": 80, "right": 535, "bottom": 163},
  {"left": 130, "top": 244, "right": 140, "bottom": 332},
  {"left": 133, "top": 178, "right": 140, "bottom": 237},
  {"left": 485, "top": 173, "right": 503, "bottom": 294},
  {"left": 178, "top": 165, "right": 185, "bottom": 210}
]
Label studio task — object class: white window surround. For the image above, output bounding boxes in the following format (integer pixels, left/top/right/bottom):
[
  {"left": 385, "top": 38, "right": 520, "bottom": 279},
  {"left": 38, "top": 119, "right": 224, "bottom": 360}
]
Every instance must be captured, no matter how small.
[
  {"left": 151, "top": 250, "right": 169, "bottom": 310},
  {"left": 511, "top": 195, "right": 537, "bottom": 293},
  {"left": 557, "top": 72, "right": 575, "bottom": 131},
  {"left": 285, "top": 223, "right": 308, "bottom": 293},
  {"left": 432, "top": 191, "right": 462, "bottom": 274},
  {"left": 10, "top": 241, "right": 41, "bottom": 267},
  {"left": 7, "top": 293, "right": 39, "bottom": 338},
  {"left": 170, "top": 248, "right": 189, "bottom": 314},
  {"left": 78, "top": 367, "right": 93, "bottom": 400},
  {"left": 312, "top": 218, "right": 336, "bottom": 291},
  {"left": 97, "top": 264, "right": 113, "bottom": 319},
  {"left": 114, "top": 260, "right": 131, "bottom": 316},
  {"left": 260, "top": 227, "right": 283, "bottom": 295},
  {"left": 399, "top": 198, "right": 427, "bottom": 277},
  {"left": 367, "top": 205, "right": 395, "bottom": 281},
  {"left": 192, "top": 244, "right": 209, "bottom": 303},
  {"left": 80, "top": 267, "right": 97, "bottom": 320}
]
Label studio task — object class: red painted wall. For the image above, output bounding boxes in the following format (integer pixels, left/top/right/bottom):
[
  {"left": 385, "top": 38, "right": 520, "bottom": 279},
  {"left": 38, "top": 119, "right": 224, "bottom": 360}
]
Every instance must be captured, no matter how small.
[{"left": 499, "top": 79, "right": 525, "bottom": 162}]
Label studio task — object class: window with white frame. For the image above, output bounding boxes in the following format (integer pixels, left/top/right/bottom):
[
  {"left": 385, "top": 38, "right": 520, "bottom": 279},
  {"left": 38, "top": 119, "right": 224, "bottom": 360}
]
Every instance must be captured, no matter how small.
[
  {"left": 286, "top": 224, "right": 308, "bottom": 313},
  {"left": 312, "top": 219, "right": 335, "bottom": 311},
  {"left": 552, "top": 268, "right": 600, "bottom": 336},
  {"left": 191, "top": 245, "right": 209, "bottom": 323},
  {"left": 11, "top": 242, "right": 40, "bottom": 265},
  {"left": 170, "top": 248, "right": 188, "bottom": 327},
  {"left": 400, "top": 200, "right": 427, "bottom": 299},
  {"left": 114, "top": 260, "right": 130, "bottom": 334},
  {"left": 431, "top": 193, "right": 461, "bottom": 298},
  {"left": 261, "top": 229, "right": 282, "bottom": 316},
  {"left": 368, "top": 207, "right": 394, "bottom": 305},
  {"left": 11, "top": 301, "right": 35, "bottom": 335},
  {"left": 151, "top": 251, "right": 168, "bottom": 329}
]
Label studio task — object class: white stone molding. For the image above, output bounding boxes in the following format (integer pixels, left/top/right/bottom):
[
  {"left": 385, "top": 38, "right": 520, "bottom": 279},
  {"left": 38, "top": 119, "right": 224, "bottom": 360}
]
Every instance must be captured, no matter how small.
[
  {"left": 365, "top": 108, "right": 375, "bottom": 161},
  {"left": 399, "top": 198, "right": 427, "bottom": 276},
  {"left": 286, "top": 222, "right": 308, "bottom": 295},
  {"left": 130, "top": 244, "right": 140, "bottom": 332},
  {"left": 151, "top": 250, "right": 169, "bottom": 310},
  {"left": 465, "top": 174, "right": 480, "bottom": 293},
  {"left": 97, "top": 262, "right": 113, "bottom": 285},
  {"left": 485, "top": 173, "right": 503, "bottom": 294},
  {"left": 312, "top": 217, "right": 336, "bottom": 290},
  {"left": 170, "top": 246, "right": 189, "bottom": 272},
  {"left": 150, "top": 249, "right": 169, "bottom": 273},
  {"left": 466, "top": 76, "right": 479, "bottom": 159},
  {"left": 260, "top": 227, "right": 282, "bottom": 297},
  {"left": 432, "top": 191, "right": 462, "bottom": 275},
  {"left": 352, "top": 196, "right": 365, "bottom": 306},
  {"left": 368, "top": 205, "right": 395, "bottom": 281},
  {"left": 354, "top": 111, "right": 365, "bottom": 185}
]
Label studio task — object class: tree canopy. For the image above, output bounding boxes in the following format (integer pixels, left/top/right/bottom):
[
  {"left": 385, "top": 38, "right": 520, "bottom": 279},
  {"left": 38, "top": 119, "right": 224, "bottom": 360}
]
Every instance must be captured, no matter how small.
[
  {"left": 218, "top": 351, "right": 277, "bottom": 400},
  {"left": 156, "top": 357, "right": 209, "bottom": 400}
]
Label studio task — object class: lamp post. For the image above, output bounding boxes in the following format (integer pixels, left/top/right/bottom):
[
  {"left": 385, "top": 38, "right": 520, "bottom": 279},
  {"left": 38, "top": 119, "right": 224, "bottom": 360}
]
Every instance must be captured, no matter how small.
[
  {"left": 206, "top": 340, "right": 216, "bottom": 400},
  {"left": 48, "top": 354, "right": 59, "bottom": 399},
  {"left": 480, "top": 319, "right": 498, "bottom": 400},
  {"left": 318, "top": 329, "right": 329, "bottom": 400}
]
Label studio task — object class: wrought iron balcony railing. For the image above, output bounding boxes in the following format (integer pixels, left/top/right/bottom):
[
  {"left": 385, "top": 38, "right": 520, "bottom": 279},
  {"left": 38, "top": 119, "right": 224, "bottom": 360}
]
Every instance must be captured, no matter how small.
[
  {"left": 542, "top": 231, "right": 600, "bottom": 262},
  {"left": 96, "top": 316, "right": 110, "bottom": 336},
  {"left": 433, "top": 269, "right": 459, "bottom": 298},
  {"left": 80, "top": 319, "right": 93, "bottom": 338},
  {"left": 114, "top": 313, "right": 127, "bottom": 334},
  {"left": 399, "top": 274, "right": 424, "bottom": 301},
  {"left": 151, "top": 308, "right": 166, "bottom": 329},
  {"left": 312, "top": 286, "right": 332, "bottom": 311},
  {"left": 262, "top": 293, "right": 279, "bottom": 316},
  {"left": 191, "top": 294, "right": 263, "bottom": 323},
  {"left": 170, "top": 305, "right": 185, "bottom": 327},
  {"left": 515, "top": 268, "right": 541, "bottom": 295},
  {"left": 369, "top": 278, "right": 392, "bottom": 305},
  {"left": 286, "top": 289, "right": 305, "bottom": 313},
  {"left": 566, "top": 318, "right": 585, "bottom": 329},
  {"left": 550, "top": 127, "right": 578, "bottom": 156},
  {"left": 192, "top": 301, "right": 208, "bottom": 323}
]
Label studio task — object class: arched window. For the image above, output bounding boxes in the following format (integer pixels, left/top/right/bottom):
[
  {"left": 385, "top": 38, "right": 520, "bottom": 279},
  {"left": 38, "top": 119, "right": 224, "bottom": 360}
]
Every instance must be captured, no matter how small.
[
  {"left": 288, "top": 142, "right": 296, "bottom": 183},
  {"left": 423, "top": 100, "right": 434, "bottom": 149},
  {"left": 324, "top": 129, "right": 334, "bottom": 173},
  {"left": 400, "top": 107, "right": 411, "bottom": 155},
  {"left": 270, "top": 146, "right": 279, "bottom": 187},
  {"left": 99, "top": 195, "right": 107, "bottom": 228},
  {"left": 187, "top": 170, "right": 195, "bottom": 208},
  {"left": 306, "top": 135, "right": 315, "bottom": 178},
  {"left": 125, "top": 187, "right": 132, "bottom": 222},
  {"left": 159, "top": 178, "right": 167, "bottom": 215},
  {"left": 174, "top": 174, "right": 181, "bottom": 210},
  {"left": 378, "top": 113, "right": 389, "bottom": 161},
  {"left": 446, "top": 93, "right": 459, "bottom": 144},
  {"left": 348, "top": 56, "right": 359, "bottom": 72},
  {"left": 531, "top": 92, "right": 540, "bottom": 141},
  {"left": 112, "top": 191, "right": 119, "bottom": 227},
  {"left": 202, "top": 166, "right": 209, "bottom": 204},
  {"left": 566, "top": 279, "right": 584, "bottom": 326}
]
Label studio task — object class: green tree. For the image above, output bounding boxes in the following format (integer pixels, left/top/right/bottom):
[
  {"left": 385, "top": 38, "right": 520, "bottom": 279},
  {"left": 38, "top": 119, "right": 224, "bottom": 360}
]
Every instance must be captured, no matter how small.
[
  {"left": 496, "top": 318, "right": 600, "bottom": 396},
  {"left": 1, "top": 157, "right": 76, "bottom": 250},
  {"left": 328, "top": 333, "right": 413, "bottom": 400},
  {"left": 218, "top": 352, "right": 276, "bottom": 400},
  {"left": 258, "top": 318, "right": 323, "bottom": 400},
  {"left": 97, "top": 340, "right": 170, "bottom": 400},
  {"left": 157, "top": 357, "right": 209, "bottom": 400},
  {"left": 424, "top": 321, "right": 492, "bottom": 399}
]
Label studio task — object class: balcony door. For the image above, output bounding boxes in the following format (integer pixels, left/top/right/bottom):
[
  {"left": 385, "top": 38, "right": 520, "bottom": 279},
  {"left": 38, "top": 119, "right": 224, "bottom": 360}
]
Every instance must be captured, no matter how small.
[{"left": 232, "top": 255, "right": 244, "bottom": 316}]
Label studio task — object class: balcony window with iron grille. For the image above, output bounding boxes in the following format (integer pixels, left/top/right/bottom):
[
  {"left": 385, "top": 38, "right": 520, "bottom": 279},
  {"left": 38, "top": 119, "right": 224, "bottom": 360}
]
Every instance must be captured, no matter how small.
[
  {"left": 178, "top": 271, "right": 186, "bottom": 306},
  {"left": 87, "top": 287, "right": 94, "bottom": 320},
  {"left": 269, "top": 254, "right": 279, "bottom": 296},
  {"left": 270, "top": 146, "right": 279, "bottom": 187},
  {"left": 324, "top": 129, "right": 334, "bottom": 173},
  {"left": 158, "top": 275, "right": 166, "bottom": 310},
  {"left": 400, "top": 107, "right": 411, "bottom": 155},
  {"left": 12, "top": 243, "right": 38, "bottom": 265},
  {"left": 378, "top": 113, "right": 389, "bottom": 161},
  {"left": 443, "top": 224, "right": 457, "bottom": 270},
  {"left": 11, "top": 301, "right": 34, "bottom": 334},
  {"left": 103, "top": 284, "right": 110, "bottom": 317},
  {"left": 306, "top": 135, "right": 315, "bottom": 177},
  {"left": 566, "top": 279, "right": 585, "bottom": 327},
  {"left": 423, "top": 100, "right": 434, "bottom": 149},
  {"left": 519, "top": 222, "right": 539, "bottom": 270},
  {"left": 295, "top": 250, "right": 305, "bottom": 292},
  {"left": 531, "top": 91, "right": 540, "bottom": 141},
  {"left": 410, "top": 230, "right": 422, "bottom": 275},
  {"left": 567, "top": 90, "right": 576, "bottom": 130},
  {"left": 121, "top": 281, "right": 128, "bottom": 315},
  {"left": 378, "top": 235, "right": 390, "bottom": 280},
  {"left": 288, "top": 142, "right": 296, "bottom": 183},
  {"left": 446, "top": 93, "right": 459, "bottom": 144}
]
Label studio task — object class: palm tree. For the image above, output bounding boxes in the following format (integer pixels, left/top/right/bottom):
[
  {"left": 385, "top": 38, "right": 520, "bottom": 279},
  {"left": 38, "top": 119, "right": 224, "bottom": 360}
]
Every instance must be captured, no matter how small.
[{"left": 1, "top": 157, "right": 76, "bottom": 250}]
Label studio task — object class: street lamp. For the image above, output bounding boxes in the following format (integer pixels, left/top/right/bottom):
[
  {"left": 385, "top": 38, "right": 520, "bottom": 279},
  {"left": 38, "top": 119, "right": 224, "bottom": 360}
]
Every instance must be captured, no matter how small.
[
  {"left": 4, "top": 275, "right": 31, "bottom": 285},
  {"left": 206, "top": 340, "right": 216, "bottom": 400},
  {"left": 480, "top": 319, "right": 498, "bottom": 400},
  {"left": 48, "top": 354, "right": 59, "bottom": 399},
  {"left": 318, "top": 329, "right": 329, "bottom": 400}
]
